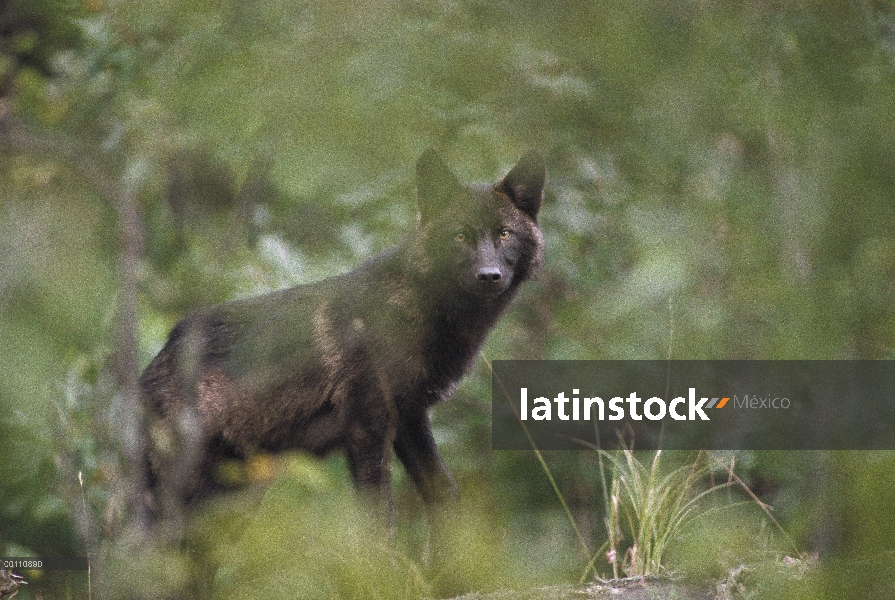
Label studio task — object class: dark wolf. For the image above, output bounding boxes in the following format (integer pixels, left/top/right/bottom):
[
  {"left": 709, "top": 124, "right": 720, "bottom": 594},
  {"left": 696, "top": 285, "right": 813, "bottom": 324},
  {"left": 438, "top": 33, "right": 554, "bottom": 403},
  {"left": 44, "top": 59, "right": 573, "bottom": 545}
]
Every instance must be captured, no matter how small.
[{"left": 139, "top": 149, "right": 545, "bottom": 522}]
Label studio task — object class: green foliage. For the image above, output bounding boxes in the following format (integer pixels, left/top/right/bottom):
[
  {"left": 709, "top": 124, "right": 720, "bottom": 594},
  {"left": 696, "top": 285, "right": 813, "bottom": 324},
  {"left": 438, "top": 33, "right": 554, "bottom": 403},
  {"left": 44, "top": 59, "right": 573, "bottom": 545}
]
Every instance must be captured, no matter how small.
[
  {"left": 598, "top": 450, "right": 734, "bottom": 579},
  {"left": 210, "top": 454, "right": 430, "bottom": 600},
  {"left": 3, "top": 0, "right": 895, "bottom": 597}
]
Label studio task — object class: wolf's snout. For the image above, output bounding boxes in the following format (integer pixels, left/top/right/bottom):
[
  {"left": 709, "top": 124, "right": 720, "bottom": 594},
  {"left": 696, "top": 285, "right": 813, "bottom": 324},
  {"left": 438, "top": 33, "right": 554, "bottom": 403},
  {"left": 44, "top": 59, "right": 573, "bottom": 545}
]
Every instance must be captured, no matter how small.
[{"left": 477, "top": 267, "right": 502, "bottom": 283}]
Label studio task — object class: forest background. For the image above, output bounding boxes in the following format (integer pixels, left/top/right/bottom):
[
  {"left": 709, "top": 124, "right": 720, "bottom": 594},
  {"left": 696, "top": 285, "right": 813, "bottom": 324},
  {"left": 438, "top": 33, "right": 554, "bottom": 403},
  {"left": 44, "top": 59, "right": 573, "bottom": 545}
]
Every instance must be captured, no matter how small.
[{"left": 2, "top": 1, "right": 895, "bottom": 598}]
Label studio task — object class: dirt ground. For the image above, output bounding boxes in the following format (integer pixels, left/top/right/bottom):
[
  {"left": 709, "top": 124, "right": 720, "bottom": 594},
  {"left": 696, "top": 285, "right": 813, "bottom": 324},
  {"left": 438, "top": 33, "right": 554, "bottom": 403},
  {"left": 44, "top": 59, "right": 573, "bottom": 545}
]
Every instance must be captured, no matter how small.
[{"left": 448, "top": 578, "right": 719, "bottom": 600}]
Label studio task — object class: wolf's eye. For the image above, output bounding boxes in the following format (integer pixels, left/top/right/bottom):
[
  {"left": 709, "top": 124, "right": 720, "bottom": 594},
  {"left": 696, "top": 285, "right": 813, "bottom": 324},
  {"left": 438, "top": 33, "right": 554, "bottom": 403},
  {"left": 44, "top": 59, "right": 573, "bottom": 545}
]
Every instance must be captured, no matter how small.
[
  {"left": 499, "top": 229, "right": 511, "bottom": 241},
  {"left": 455, "top": 232, "right": 466, "bottom": 242}
]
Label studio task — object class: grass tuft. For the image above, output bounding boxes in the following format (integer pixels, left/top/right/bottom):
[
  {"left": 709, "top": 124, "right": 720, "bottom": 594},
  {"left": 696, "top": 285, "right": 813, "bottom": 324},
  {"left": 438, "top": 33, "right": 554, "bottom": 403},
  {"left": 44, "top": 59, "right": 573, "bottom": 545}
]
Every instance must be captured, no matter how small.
[{"left": 588, "top": 448, "right": 740, "bottom": 581}]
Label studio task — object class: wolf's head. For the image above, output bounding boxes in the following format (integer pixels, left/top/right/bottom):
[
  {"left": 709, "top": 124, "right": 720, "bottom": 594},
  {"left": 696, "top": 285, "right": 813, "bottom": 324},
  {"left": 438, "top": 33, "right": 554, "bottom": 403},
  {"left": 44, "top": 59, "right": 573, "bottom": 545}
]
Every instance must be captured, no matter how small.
[{"left": 411, "top": 150, "right": 545, "bottom": 303}]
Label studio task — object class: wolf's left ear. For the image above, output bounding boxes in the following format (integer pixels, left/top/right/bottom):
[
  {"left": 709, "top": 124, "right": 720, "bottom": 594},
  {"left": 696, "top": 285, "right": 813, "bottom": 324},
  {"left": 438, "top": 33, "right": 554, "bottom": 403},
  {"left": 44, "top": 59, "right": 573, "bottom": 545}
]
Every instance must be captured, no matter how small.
[
  {"left": 416, "top": 149, "right": 463, "bottom": 223},
  {"left": 500, "top": 150, "right": 545, "bottom": 219}
]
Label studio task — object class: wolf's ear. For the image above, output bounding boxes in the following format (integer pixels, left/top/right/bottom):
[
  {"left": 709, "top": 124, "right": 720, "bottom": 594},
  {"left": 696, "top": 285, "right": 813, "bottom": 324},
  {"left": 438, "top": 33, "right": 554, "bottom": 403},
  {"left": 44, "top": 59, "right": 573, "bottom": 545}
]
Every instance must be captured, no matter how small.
[
  {"left": 500, "top": 150, "right": 545, "bottom": 219},
  {"left": 416, "top": 149, "right": 463, "bottom": 223}
]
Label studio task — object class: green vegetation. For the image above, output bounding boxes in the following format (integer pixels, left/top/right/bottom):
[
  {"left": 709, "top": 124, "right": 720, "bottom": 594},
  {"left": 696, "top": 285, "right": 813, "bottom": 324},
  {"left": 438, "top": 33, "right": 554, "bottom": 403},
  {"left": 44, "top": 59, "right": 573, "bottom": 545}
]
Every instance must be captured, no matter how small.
[
  {"left": 599, "top": 450, "right": 734, "bottom": 579},
  {"left": 2, "top": 1, "right": 895, "bottom": 598}
]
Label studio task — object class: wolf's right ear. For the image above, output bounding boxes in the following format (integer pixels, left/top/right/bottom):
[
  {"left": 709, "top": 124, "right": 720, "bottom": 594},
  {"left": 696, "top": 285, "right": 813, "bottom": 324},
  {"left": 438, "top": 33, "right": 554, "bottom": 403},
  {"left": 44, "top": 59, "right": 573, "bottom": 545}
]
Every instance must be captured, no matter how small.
[{"left": 416, "top": 149, "right": 462, "bottom": 223}]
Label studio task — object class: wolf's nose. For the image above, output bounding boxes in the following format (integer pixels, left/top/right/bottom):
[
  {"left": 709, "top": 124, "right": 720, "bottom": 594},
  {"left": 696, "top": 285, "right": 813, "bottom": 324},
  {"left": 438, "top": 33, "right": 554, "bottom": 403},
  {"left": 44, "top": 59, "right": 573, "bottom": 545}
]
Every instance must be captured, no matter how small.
[{"left": 477, "top": 268, "right": 501, "bottom": 283}]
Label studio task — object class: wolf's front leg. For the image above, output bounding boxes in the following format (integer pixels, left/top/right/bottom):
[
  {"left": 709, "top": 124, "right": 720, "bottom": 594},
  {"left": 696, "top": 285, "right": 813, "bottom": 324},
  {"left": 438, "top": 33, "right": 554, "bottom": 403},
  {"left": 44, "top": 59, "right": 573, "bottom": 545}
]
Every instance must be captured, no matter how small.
[
  {"left": 393, "top": 406, "right": 458, "bottom": 506},
  {"left": 344, "top": 401, "right": 398, "bottom": 525}
]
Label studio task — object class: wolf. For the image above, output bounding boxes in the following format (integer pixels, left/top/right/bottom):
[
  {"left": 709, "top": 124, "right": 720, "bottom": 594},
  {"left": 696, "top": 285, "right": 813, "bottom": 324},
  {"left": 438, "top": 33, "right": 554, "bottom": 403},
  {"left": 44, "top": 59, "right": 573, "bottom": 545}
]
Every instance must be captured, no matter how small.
[{"left": 139, "top": 149, "right": 545, "bottom": 521}]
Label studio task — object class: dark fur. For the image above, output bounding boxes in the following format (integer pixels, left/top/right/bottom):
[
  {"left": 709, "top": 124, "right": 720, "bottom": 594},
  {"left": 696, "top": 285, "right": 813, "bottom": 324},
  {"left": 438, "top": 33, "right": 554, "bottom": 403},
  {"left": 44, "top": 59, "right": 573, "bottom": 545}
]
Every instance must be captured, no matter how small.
[{"left": 139, "top": 149, "right": 545, "bottom": 518}]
